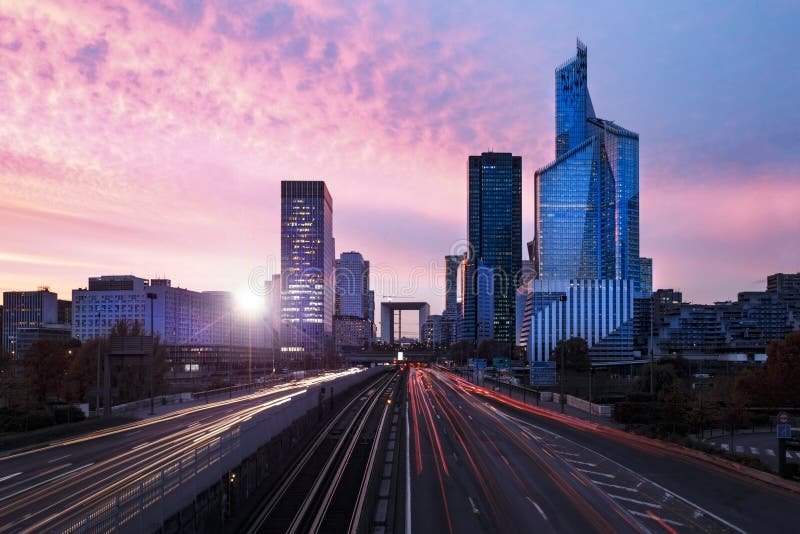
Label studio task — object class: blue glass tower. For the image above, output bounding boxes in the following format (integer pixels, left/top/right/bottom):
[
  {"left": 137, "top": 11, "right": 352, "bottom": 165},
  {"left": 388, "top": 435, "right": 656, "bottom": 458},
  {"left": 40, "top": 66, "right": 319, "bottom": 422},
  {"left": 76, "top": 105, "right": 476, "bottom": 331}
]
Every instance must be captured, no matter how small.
[
  {"left": 534, "top": 40, "right": 640, "bottom": 290},
  {"left": 462, "top": 152, "right": 522, "bottom": 345},
  {"left": 281, "top": 181, "right": 335, "bottom": 365}
]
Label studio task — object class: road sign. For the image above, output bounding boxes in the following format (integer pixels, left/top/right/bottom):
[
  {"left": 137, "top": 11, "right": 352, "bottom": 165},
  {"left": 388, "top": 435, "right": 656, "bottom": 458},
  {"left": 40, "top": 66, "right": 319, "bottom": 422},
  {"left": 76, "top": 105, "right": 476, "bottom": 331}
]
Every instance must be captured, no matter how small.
[
  {"left": 493, "top": 357, "right": 509, "bottom": 370},
  {"left": 777, "top": 423, "right": 792, "bottom": 439},
  {"left": 778, "top": 411, "right": 790, "bottom": 424},
  {"left": 530, "top": 361, "right": 557, "bottom": 386},
  {"left": 475, "top": 359, "right": 487, "bottom": 371}
]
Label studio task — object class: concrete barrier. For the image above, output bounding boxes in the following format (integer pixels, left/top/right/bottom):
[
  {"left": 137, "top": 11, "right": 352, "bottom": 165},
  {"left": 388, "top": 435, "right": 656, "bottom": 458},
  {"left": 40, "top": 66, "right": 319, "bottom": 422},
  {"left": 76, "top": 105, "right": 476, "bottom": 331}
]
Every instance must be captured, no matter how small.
[{"left": 61, "top": 367, "right": 387, "bottom": 534}]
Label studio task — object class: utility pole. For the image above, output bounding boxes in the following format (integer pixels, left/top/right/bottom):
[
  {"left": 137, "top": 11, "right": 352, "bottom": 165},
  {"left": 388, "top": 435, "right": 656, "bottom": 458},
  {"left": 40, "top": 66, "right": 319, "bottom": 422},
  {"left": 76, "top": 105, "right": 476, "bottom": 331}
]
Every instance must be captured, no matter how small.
[
  {"left": 649, "top": 294, "right": 655, "bottom": 396},
  {"left": 147, "top": 292, "right": 157, "bottom": 415},
  {"left": 559, "top": 294, "right": 567, "bottom": 413},
  {"left": 95, "top": 323, "right": 101, "bottom": 417}
]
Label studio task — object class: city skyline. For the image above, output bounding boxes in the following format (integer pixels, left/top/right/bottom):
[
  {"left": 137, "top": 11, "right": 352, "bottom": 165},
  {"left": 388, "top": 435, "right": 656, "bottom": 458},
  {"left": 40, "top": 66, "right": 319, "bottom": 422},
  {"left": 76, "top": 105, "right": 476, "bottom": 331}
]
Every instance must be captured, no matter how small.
[{"left": 2, "top": 1, "right": 799, "bottom": 320}]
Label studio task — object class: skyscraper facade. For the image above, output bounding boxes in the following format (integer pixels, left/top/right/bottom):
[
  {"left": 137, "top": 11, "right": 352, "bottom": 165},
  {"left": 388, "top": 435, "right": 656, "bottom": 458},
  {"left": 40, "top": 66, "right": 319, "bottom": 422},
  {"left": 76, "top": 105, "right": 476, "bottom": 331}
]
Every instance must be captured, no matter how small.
[
  {"left": 280, "top": 181, "right": 335, "bottom": 363},
  {"left": 639, "top": 257, "right": 653, "bottom": 296},
  {"left": 462, "top": 152, "right": 522, "bottom": 345},
  {"left": 534, "top": 40, "right": 640, "bottom": 289},
  {"left": 524, "top": 40, "right": 640, "bottom": 361},
  {"left": 335, "top": 251, "right": 370, "bottom": 318},
  {"left": 2, "top": 289, "right": 58, "bottom": 357}
]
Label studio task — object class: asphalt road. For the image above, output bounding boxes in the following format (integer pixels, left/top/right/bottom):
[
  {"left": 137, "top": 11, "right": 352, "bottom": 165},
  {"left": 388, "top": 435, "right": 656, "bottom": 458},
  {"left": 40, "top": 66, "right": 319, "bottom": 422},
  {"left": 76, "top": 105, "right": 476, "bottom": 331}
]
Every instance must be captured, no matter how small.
[
  {"left": 407, "top": 368, "right": 800, "bottom": 534},
  {"left": 0, "top": 370, "right": 359, "bottom": 533}
]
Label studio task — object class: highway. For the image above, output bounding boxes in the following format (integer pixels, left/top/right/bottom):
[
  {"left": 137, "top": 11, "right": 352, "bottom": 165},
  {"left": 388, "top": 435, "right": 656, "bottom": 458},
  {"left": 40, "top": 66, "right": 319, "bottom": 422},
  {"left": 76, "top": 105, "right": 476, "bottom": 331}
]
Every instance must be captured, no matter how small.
[
  {"left": 407, "top": 367, "right": 800, "bottom": 534},
  {"left": 0, "top": 370, "right": 363, "bottom": 533}
]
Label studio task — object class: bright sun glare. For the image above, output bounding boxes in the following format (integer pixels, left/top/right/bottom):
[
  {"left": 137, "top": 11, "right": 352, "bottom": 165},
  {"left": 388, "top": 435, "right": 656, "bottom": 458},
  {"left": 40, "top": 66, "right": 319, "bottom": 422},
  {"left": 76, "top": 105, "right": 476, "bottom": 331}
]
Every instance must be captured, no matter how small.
[{"left": 236, "top": 289, "right": 262, "bottom": 312}]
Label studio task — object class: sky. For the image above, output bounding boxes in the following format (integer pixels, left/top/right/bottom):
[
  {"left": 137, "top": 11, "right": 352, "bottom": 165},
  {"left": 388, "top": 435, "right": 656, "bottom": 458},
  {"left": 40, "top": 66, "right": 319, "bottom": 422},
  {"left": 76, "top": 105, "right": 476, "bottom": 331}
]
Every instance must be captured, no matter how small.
[{"left": 1, "top": 0, "right": 799, "bottom": 333}]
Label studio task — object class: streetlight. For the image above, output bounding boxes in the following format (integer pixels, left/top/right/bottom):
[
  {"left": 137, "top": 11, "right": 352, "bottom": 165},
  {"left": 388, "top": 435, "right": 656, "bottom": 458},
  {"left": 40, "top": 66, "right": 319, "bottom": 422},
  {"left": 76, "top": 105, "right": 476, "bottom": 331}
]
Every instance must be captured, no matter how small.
[
  {"left": 147, "top": 292, "right": 157, "bottom": 415},
  {"left": 559, "top": 294, "right": 567, "bottom": 413}
]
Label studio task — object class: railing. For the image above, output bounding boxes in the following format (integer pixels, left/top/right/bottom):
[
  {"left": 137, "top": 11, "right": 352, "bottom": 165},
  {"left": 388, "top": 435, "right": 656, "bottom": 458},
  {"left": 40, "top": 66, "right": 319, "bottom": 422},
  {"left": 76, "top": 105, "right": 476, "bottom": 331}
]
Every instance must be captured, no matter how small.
[{"left": 60, "top": 368, "right": 383, "bottom": 534}]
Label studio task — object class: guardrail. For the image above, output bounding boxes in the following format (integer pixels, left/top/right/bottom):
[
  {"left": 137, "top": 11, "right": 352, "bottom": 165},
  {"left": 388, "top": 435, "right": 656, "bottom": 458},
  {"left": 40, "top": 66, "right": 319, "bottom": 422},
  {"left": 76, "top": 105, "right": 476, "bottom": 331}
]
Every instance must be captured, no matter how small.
[{"left": 60, "top": 367, "right": 385, "bottom": 534}]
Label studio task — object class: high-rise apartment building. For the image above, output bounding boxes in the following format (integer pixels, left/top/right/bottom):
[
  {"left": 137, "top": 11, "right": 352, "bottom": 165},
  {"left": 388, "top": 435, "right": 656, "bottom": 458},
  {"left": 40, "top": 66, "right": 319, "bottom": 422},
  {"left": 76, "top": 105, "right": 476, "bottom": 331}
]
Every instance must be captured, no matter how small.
[
  {"left": 280, "top": 181, "right": 335, "bottom": 363},
  {"left": 2, "top": 289, "right": 58, "bottom": 357},
  {"left": 462, "top": 152, "right": 522, "bottom": 345}
]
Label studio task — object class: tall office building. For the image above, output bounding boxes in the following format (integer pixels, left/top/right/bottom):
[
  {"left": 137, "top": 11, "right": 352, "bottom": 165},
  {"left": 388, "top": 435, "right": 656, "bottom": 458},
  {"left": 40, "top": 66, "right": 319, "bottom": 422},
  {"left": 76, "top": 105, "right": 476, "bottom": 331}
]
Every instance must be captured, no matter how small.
[
  {"left": 2, "top": 289, "right": 58, "bottom": 357},
  {"left": 280, "top": 181, "right": 335, "bottom": 363},
  {"left": 444, "top": 254, "right": 462, "bottom": 315},
  {"left": 524, "top": 40, "right": 640, "bottom": 361},
  {"left": 334, "top": 251, "right": 372, "bottom": 350},
  {"left": 639, "top": 257, "right": 653, "bottom": 296},
  {"left": 462, "top": 152, "right": 522, "bottom": 345},
  {"left": 533, "top": 40, "right": 639, "bottom": 288},
  {"left": 335, "top": 252, "right": 370, "bottom": 318}
]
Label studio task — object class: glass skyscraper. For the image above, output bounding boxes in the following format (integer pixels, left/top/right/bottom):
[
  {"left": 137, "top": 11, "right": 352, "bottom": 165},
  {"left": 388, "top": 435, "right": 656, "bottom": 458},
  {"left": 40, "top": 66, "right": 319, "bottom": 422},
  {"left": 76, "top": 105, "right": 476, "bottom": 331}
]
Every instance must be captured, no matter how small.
[
  {"left": 534, "top": 39, "right": 640, "bottom": 290},
  {"left": 462, "top": 152, "right": 522, "bottom": 344},
  {"left": 522, "top": 40, "right": 640, "bottom": 362},
  {"left": 280, "top": 181, "right": 335, "bottom": 364}
]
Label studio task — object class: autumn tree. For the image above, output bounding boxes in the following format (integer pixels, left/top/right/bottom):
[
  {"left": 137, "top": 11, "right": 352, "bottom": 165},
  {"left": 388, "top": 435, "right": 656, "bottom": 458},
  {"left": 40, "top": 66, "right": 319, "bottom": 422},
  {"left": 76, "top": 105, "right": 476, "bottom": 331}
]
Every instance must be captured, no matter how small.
[
  {"left": 23, "top": 340, "right": 69, "bottom": 408},
  {"left": 549, "top": 337, "right": 590, "bottom": 371}
]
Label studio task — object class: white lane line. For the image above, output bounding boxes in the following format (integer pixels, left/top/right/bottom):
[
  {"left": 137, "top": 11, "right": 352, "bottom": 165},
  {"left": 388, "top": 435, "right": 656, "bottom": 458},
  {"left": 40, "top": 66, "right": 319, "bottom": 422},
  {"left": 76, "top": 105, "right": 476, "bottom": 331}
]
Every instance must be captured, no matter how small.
[
  {"left": 627, "top": 509, "right": 684, "bottom": 527},
  {"left": 526, "top": 496, "right": 548, "bottom": 520},
  {"left": 468, "top": 496, "right": 479, "bottom": 515},
  {"left": 0, "top": 463, "right": 93, "bottom": 503},
  {"left": 405, "top": 402, "right": 411, "bottom": 534},
  {"left": 592, "top": 481, "right": 639, "bottom": 493},
  {"left": 750, "top": 447, "right": 759, "bottom": 455},
  {"left": 556, "top": 451, "right": 580, "bottom": 457},
  {"left": 608, "top": 494, "right": 662, "bottom": 508},
  {"left": 47, "top": 454, "right": 71, "bottom": 463},
  {"left": 576, "top": 469, "right": 615, "bottom": 479},
  {"left": 126, "top": 429, "right": 141, "bottom": 436},
  {"left": 566, "top": 459, "right": 597, "bottom": 467},
  {"left": 0, "top": 472, "right": 22, "bottom": 483},
  {"left": 131, "top": 441, "right": 150, "bottom": 451},
  {"left": 766, "top": 449, "right": 775, "bottom": 456}
]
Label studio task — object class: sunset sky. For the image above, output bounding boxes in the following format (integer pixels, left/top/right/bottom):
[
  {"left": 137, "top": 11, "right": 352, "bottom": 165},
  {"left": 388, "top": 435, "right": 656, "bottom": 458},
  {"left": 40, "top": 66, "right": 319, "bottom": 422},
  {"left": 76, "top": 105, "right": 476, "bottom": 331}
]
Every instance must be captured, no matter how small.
[{"left": 1, "top": 1, "right": 798, "bottom": 326}]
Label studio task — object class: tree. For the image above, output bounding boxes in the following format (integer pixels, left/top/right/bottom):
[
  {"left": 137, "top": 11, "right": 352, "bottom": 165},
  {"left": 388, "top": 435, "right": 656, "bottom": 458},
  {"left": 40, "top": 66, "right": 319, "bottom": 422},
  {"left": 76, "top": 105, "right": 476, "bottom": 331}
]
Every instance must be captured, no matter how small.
[
  {"left": 661, "top": 383, "right": 689, "bottom": 435},
  {"left": 549, "top": 337, "right": 590, "bottom": 371},
  {"left": 632, "top": 363, "right": 678, "bottom": 400},
  {"left": 764, "top": 331, "right": 800, "bottom": 406},
  {"left": 107, "top": 320, "right": 169, "bottom": 403},
  {"left": 63, "top": 340, "right": 99, "bottom": 406},
  {"left": 476, "top": 339, "right": 512, "bottom": 360},
  {"left": 23, "top": 340, "right": 69, "bottom": 408},
  {"left": 447, "top": 340, "right": 474, "bottom": 365}
]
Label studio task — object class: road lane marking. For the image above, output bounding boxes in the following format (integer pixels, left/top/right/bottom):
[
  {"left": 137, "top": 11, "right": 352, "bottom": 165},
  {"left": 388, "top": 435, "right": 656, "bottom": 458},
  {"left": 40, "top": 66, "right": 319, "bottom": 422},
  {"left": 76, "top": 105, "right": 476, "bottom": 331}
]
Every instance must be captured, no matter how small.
[
  {"left": 627, "top": 509, "right": 684, "bottom": 526},
  {"left": 47, "top": 454, "right": 71, "bottom": 463},
  {"left": 475, "top": 391, "right": 746, "bottom": 533},
  {"left": 576, "top": 469, "right": 615, "bottom": 479},
  {"left": 126, "top": 430, "right": 141, "bottom": 436},
  {"left": 468, "top": 496, "right": 479, "bottom": 515},
  {"left": 0, "top": 463, "right": 93, "bottom": 503},
  {"left": 592, "top": 481, "right": 639, "bottom": 492},
  {"left": 0, "top": 472, "right": 22, "bottom": 483},
  {"left": 608, "top": 494, "right": 662, "bottom": 508},
  {"left": 405, "top": 402, "right": 411, "bottom": 534},
  {"left": 131, "top": 441, "right": 150, "bottom": 451},
  {"left": 566, "top": 459, "right": 597, "bottom": 467},
  {"left": 526, "top": 496, "right": 548, "bottom": 520}
]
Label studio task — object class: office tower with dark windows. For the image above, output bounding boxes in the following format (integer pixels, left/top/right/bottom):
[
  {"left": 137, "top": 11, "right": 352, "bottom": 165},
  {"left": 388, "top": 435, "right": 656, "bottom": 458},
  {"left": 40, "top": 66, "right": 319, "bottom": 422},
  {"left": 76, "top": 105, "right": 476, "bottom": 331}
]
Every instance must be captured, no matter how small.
[
  {"left": 334, "top": 251, "right": 372, "bottom": 351},
  {"left": 523, "top": 40, "right": 640, "bottom": 361},
  {"left": 639, "top": 257, "right": 653, "bottom": 296},
  {"left": 462, "top": 152, "right": 522, "bottom": 345},
  {"left": 2, "top": 289, "right": 58, "bottom": 357},
  {"left": 280, "top": 180, "right": 335, "bottom": 365}
]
